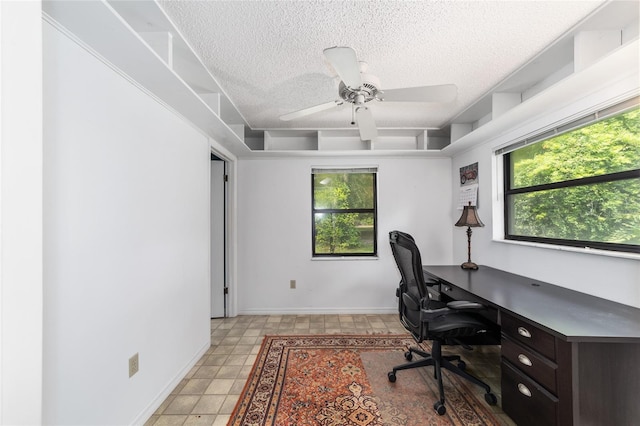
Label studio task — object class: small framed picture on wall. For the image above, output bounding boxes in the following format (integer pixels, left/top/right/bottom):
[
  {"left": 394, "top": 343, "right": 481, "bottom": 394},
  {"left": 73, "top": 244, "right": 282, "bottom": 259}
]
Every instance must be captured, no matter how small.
[
  {"left": 458, "top": 162, "right": 479, "bottom": 209},
  {"left": 459, "top": 162, "right": 478, "bottom": 186}
]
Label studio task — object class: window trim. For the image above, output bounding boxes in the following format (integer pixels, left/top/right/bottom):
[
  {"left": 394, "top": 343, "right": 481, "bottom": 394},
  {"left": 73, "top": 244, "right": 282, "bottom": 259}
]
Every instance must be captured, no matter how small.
[
  {"left": 502, "top": 100, "right": 640, "bottom": 254},
  {"left": 311, "top": 168, "right": 378, "bottom": 258}
]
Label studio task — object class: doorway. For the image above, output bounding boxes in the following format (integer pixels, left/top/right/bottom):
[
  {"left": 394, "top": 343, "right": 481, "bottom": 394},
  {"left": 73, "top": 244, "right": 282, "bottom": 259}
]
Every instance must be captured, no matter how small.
[{"left": 210, "top": 153, "right": 227, "bottom": 318}]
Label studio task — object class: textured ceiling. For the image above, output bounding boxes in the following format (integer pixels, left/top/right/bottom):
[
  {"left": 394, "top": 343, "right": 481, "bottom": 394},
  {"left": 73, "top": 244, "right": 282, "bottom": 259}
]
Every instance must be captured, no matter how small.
[{"left": 158, "top": 0, "right": 605, "bottom": 132}]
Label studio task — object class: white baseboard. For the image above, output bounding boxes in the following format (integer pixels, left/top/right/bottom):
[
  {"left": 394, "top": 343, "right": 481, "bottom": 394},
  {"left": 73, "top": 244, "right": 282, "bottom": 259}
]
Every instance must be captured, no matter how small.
[
  {"left": 237, "top": 307, "right": 398, "bottom": 316},
  {"left": 131, "top": 340, "right": 210, "bottom": 425}
]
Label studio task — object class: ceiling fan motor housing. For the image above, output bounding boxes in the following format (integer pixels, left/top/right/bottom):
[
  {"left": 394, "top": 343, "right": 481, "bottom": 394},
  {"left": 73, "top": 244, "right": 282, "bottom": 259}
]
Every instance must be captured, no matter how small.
[{"left": 338, "top": 72, "right": 381, "bottom": 105}]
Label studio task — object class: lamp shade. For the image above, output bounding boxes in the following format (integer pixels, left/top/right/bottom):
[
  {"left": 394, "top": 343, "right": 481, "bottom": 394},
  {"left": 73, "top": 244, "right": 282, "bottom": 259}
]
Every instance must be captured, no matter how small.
[{"left": 455, "top": 202, "right": 484, "bottom": 227}]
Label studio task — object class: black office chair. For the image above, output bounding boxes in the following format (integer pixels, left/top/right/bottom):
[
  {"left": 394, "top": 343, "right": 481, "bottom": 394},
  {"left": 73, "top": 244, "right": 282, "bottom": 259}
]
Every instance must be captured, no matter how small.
[{"left": 387, "top": 230, "right": 497, "bottom": 415}]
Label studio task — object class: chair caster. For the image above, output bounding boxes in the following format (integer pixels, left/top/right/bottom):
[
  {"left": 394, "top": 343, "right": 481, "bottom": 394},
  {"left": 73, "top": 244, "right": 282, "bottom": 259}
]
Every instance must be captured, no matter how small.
[
  {"left": 387, "top": 372, "right": 396, "bottom": 383},
  {"left": 433, "top": 401, "right": 446, "bottom": 415},
  {"left": 457, "top": 360, "right": 466, "bottom": 370},
  {"left": 485, "top": 392, "right": 497, "bottom": 405},
  {"left": 404, "top": 351, "right": 413, "bottom": 361}
]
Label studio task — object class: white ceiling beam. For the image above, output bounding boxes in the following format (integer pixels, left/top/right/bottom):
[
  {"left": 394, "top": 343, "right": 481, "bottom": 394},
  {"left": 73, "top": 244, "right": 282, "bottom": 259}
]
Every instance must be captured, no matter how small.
[
  {"left": 492, "top": 92, "right": 522, "bottom": 120},
  {"left": 417, "top": 131, "right": 428, "bottom": 150},
  {"left": 199, "top": 93, "right": 221, "bottom": 116},
  {"left": 228, "top": 124, "right": 245, "bottom": 142},
  {"left": 139, "top": 31, "right": 173, "bottom": 69},
  {"left": 450, "top": 123, "right": 473, "bottom": 143},
  {"left": 574, "top": 30, "right": 622, "bottom": 72}
]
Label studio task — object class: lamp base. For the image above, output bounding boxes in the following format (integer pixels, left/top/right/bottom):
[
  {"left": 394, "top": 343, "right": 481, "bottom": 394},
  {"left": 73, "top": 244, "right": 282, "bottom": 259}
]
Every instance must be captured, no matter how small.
[{"left": 461, "top": 261, "right": 479, "bottom": 270}]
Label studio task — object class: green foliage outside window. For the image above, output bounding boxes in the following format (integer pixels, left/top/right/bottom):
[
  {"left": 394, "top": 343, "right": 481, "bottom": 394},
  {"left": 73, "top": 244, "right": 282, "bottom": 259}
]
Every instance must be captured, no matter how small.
[
  {"left": 507, "top": 107, "right": 640, "bottom": 250},
  {"left": 313, "top": 172, "right": 376, "bottom": 255}
]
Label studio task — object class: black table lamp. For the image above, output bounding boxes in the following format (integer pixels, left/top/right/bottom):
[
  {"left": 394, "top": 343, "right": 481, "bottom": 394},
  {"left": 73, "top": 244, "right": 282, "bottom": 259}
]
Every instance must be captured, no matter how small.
[{"left": 455, "top": 201, "right": 484, "bottom": 270}]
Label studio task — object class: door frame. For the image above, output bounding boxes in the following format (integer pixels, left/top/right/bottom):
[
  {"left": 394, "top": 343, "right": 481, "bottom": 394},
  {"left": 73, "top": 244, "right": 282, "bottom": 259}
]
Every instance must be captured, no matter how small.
[{"left": 210, "top": 152, "right": 228, "bottom": 318}]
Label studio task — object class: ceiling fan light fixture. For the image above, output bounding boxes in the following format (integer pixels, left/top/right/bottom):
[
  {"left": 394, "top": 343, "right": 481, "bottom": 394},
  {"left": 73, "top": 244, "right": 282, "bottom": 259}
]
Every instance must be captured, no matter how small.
[
  {"left": 279, "top": 46, "right": 456, "bottom": 141},
  {"left": 337, "top": 69, "right": 381, "bottom": 104}
]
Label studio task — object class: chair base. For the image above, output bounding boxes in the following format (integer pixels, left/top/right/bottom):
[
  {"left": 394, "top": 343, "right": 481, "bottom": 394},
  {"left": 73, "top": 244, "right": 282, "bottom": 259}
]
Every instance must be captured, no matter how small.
[{"left": 387, "top": 341, "right": 497, "bottom": 416}]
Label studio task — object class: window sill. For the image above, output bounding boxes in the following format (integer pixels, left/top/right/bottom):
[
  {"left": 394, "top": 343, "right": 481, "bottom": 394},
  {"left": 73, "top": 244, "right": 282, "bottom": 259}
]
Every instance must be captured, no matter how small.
[
  {"left": 494, "top": 238, "right": 640, "bottom": 260},
  {"left": 311, "top": 256, "right": 379, "bottom": 261}
]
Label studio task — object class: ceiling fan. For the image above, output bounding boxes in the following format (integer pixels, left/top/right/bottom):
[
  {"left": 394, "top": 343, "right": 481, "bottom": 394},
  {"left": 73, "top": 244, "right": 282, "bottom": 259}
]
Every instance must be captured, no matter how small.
[{"left": 280, "top": 46, "right": 457, "bottom": 141}]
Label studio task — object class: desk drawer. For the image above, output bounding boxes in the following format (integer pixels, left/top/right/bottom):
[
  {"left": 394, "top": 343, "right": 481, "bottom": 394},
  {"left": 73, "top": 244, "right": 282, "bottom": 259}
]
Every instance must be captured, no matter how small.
[
  {"left": 502, "top": 360, "right": 558, "bottom": 426},
  {"left": 501, "top": 312, "right": 556, "bottom": 360},
  {"left": 502, "top": 336, "right": 557, "bottom": 394}
]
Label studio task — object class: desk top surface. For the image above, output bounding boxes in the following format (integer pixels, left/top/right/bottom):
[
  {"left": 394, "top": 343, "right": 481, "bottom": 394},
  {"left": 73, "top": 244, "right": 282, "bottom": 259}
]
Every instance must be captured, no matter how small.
[{"left": 423, "top": 265, "right": 640, "bottom": 343}]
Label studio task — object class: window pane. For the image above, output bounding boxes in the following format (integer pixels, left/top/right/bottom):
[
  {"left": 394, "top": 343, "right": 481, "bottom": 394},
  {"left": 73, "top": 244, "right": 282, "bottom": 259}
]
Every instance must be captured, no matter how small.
[
  {"left": 507, "top": 179, "right": 640, "bottom": 245},
  {"left": 313, "top": 173, "right": 375, "bottom": 209},
  {"left": 510, "top": 108, "right": 640, "bottom": 189},
  {"left": 314, "top": 212, "right": 375, "bottom": 254}
]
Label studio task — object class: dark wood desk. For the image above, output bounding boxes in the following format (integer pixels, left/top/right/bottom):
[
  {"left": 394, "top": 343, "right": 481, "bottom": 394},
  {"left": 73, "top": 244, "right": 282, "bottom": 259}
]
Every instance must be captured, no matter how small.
[{"left": 423, "top": 265, "right": 640, "bottom": 426}]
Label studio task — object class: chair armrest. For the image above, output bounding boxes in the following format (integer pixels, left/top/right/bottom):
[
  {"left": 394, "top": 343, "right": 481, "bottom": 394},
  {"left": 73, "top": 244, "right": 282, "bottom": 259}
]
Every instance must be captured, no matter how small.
[
  {"left": 420, "top": 300, "right": 485, "bottom": 321},
  {"left": 446, "top": 301, "right": 484, "bottom": 310},
  {"left": 419, "top": 306, "right": 452, "bottom": 320}
]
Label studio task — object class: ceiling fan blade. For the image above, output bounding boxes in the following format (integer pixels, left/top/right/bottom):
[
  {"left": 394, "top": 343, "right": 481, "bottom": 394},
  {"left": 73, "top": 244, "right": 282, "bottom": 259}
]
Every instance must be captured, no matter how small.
[
  {"left": 380, "top": 84, "right": 458, "bottom": 103},
  {"left": 323, "top": 46, "right": 362, "bottom": 89},
  {"left": 280, "top": 100, "right": 342, "bottom": 121},
  {"left": 355, "top": 106, "right": 378, "bottom": 141}
]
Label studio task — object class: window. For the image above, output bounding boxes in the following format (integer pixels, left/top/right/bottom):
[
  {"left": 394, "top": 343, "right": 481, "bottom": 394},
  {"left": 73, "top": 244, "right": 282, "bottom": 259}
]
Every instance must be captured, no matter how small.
[
  {"left": 503, "top": 100, "right": 640, "bottom": 254},
  {"left": 312, "top": 167, "right": 377, "bottom": 256}
]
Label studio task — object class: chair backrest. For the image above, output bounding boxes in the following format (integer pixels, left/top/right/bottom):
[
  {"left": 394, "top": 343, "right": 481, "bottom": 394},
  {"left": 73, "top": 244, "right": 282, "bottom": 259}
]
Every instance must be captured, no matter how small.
[
  {"left": 389, "top": 231, "right": 427, "bottom": 298},
  {"left": 389, "top": 230, "right": 430, "bottom": 338}
]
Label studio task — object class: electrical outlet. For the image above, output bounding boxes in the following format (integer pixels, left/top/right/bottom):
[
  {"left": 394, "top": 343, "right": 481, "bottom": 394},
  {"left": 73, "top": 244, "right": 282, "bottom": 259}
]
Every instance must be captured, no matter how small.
[
  {"left": 129, "top": 353, "right": 139, "bottom": 378},
  {"left": 290, "top": 280, "right": 296, "bottom": 289}
]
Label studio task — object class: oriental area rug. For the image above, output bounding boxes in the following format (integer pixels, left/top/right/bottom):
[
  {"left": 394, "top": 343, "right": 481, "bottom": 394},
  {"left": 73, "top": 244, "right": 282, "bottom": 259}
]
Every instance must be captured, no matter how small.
[{"left": 228, "top": 335, "right": 500, "bottom": 425}]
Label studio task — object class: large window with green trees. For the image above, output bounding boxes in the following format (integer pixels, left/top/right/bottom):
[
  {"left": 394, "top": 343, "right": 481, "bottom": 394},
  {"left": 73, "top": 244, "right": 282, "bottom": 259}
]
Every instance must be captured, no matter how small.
[
  {"left": 312, "top": 168, "right": 377, "bottom": 256},
  {"left": 503, "top": 101, "right": 639, "bottom": 253}
]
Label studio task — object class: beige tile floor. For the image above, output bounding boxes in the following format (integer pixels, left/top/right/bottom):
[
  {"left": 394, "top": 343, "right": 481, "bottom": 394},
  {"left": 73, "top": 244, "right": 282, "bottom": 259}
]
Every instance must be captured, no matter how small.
[{"left": 144, "top": 314, "right": 515, "bottom": 426}]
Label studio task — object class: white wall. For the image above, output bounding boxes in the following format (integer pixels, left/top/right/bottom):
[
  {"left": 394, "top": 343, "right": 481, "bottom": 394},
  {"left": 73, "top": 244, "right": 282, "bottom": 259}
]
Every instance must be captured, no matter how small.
[
  {"left": 43, "top": 22, "right": 211, "bottom": 425},
  {"left": 0, "top": 1, "right": 43, "bottom": 424},
  {"left": 237, "top": 156, "right": 453, "bottom": 314},
  {"left": 451, "top": 74, "right": 640, "bottom": 308}
]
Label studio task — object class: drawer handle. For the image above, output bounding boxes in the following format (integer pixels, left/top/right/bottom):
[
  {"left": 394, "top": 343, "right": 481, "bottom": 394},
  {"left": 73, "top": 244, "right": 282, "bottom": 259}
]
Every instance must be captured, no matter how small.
[
  {"left": 517, "top": 354, "right": 533, "bottom": 367},
  {"left": 517, "top": 326, "right": 532, "bottom": 338},
  {"left": 517, "top": 383, "right": 532, "bottom": 397}
]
